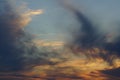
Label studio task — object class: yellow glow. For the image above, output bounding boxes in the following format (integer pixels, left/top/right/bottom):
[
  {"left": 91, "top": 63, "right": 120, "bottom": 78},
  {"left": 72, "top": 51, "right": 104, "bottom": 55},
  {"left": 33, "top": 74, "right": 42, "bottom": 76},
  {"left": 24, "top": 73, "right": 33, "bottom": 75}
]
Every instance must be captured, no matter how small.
[
  {"left": 24, "top": 9, "right": 43, "bottom": 16},
  {"left": 33, "top": 39, "right": 64, "bottom": 47}
]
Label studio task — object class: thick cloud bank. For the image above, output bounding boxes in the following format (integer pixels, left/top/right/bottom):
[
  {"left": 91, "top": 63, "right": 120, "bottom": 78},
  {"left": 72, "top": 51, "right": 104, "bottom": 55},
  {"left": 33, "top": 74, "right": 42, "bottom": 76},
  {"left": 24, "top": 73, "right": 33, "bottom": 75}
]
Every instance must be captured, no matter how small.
[{"left": 0, "top": 0, "right": 44, "bottom": 71}]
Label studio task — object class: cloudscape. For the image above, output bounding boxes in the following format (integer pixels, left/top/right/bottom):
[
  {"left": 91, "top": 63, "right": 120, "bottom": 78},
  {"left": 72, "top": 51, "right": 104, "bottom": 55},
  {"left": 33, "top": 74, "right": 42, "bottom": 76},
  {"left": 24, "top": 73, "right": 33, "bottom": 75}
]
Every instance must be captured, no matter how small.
[{"left": 0, "top": 0, "right": 120, "bottom": 80}]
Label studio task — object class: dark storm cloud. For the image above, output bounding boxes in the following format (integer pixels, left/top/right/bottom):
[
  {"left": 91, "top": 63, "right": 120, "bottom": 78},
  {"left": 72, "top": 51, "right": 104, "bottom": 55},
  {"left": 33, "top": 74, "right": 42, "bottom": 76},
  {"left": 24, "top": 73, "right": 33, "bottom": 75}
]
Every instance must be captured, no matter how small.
[
  {"left": 0, "top": 0, "right": 47, "bottom": 71},
  {"left": 0, "top": 0, "right": 24, "bottom": 71}
]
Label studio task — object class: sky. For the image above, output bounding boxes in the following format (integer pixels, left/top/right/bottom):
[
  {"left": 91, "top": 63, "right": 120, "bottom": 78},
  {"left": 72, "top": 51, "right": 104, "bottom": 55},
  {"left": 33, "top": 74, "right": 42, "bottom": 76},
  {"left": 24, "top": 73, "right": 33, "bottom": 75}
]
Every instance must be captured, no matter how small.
[
  {"left": 17, "top": 0, "right": 120, "bottom": 38},
  {"left": 0, "top": 0, "right": 120, "bottom": 79}
]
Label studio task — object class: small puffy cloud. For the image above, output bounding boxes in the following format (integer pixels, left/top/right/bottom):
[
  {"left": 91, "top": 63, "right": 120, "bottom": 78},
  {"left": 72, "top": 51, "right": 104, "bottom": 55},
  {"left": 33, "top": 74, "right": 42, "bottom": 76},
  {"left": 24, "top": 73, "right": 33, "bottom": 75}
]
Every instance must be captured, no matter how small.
[
  {"left": 19, "top": 9, "right": 43, "bottom": 27},
  {"left": 24, "top": 9, "right": 43, "bottom": 16}
]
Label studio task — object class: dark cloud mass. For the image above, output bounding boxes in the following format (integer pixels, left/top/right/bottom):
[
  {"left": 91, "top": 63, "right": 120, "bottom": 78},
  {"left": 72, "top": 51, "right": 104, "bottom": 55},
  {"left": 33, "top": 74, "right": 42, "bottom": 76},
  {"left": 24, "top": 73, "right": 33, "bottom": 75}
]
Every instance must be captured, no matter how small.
[
  {"left": 101, "top": 67, "right": 120, "bottom": 77},
  {"left": 0, "top": 0, "right": 44, "bottom": 71},
  {"left": 62, "top": 1, "right": 120, "bottom": 65}
]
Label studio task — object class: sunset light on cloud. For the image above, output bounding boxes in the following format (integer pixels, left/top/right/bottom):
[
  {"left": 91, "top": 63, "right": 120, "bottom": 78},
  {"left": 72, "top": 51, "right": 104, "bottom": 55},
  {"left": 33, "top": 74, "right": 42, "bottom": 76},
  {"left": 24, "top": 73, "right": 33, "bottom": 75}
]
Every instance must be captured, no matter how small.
[{"left": 20, "top": 9, "right": 43, "bottom": 27}]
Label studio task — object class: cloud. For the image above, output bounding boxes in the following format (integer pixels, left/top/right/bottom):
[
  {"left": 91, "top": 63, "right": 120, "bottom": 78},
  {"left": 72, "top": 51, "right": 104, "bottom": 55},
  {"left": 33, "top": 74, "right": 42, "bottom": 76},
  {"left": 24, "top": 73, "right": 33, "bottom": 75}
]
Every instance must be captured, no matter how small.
[
  {"left": 0, "top": 0, "right": 44, "bottom": 71},
  {"left": 60, "top": 0, "right": 120, "bottom": 66},
  {"left": 19, "top": 9, "right": 43, "bottom": 27},
  {"left": 33, "top": 39, "right": 64, "bottom": 47}
]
